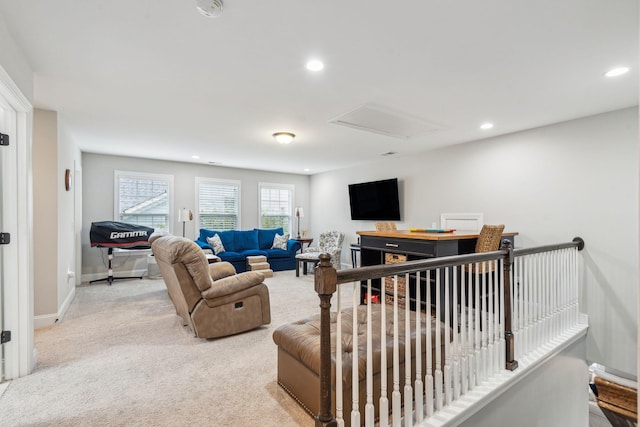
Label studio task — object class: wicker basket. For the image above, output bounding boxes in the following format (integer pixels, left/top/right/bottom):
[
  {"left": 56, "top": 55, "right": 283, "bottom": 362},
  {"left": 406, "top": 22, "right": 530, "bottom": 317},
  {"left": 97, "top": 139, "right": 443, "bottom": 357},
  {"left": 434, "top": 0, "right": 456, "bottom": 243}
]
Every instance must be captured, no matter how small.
[
  {"left": 384, "top": 253, "right": 407, "bottom": 308},
  {"left": 385, "top": 294, "right": 406, "bottom": 309},
  {"left": 595, "top": 376, "right": 638, "bottom": 423}
]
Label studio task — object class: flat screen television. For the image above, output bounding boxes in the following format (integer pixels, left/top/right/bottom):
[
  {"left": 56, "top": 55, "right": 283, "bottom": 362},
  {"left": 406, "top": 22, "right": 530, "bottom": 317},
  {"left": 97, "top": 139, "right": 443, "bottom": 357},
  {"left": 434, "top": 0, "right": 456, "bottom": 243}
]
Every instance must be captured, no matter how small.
[{"left": 348, "top": 178, "right": 401, "bottom": 221}]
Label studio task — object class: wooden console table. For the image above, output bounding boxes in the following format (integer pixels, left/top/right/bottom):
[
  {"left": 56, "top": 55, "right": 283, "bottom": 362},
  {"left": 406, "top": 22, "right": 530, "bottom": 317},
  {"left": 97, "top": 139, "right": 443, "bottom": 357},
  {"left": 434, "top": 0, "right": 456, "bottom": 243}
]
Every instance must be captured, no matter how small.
[{"left": 356, "top": 229, "right": 518, "bottom": 308}]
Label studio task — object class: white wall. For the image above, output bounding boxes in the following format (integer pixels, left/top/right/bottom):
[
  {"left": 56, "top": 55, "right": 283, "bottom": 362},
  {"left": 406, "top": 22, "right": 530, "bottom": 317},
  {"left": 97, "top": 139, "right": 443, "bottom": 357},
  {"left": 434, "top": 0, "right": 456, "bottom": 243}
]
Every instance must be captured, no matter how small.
[
  {"left": 32, "top": 109, "right": 58, "bottom": 322},
  {"left": 0, "top": 14, "right": 32, "bottom": 101},
  {"left": 32, "top": 110, "right": 80, "bottom": 328},
  {"left": 310, "top": 107, "right": 638, "bottom": 376},
  {"left": 81, "top": 153, "right": 311, "bottom": 280},
  {"left": 56, "top": 116, "right": 81, "bottom": 315}
]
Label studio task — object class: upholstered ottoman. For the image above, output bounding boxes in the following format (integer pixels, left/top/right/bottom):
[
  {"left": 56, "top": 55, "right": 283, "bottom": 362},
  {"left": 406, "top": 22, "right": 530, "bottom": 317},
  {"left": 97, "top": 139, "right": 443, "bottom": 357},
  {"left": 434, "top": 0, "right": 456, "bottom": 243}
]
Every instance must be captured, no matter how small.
[{"left": 272, "top": 305, "right": 449, "bottom": 426}]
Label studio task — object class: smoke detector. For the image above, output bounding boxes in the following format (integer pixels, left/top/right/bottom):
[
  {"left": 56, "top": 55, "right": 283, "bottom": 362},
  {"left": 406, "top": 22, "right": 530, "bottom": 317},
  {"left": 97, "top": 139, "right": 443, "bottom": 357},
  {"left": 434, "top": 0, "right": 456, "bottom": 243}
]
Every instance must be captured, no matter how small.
[{"left": 196, "top": 0, "right": 224, "bottom": 18}]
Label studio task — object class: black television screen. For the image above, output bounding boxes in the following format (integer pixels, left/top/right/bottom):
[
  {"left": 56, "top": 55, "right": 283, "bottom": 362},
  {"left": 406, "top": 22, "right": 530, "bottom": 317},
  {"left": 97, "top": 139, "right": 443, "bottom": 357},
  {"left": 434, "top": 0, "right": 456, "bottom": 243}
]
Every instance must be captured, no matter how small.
[{"left": 348, "top": 178, "right": 401, "bottom": 221}]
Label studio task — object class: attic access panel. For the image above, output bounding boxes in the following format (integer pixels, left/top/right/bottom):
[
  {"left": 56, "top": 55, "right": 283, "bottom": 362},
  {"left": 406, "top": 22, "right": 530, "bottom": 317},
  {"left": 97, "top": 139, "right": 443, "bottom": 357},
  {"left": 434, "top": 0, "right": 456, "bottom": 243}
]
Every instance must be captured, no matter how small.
[{"left": 329, "top": 103, "right": 440, "bottom": 139}]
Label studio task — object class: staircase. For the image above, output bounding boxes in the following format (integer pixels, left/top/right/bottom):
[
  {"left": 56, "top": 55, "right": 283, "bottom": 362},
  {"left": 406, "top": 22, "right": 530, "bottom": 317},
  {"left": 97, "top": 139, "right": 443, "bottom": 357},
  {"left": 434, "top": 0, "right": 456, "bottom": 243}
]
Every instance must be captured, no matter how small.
[{"left": 246, "top": 255, "right": 273, "bottom": 278}]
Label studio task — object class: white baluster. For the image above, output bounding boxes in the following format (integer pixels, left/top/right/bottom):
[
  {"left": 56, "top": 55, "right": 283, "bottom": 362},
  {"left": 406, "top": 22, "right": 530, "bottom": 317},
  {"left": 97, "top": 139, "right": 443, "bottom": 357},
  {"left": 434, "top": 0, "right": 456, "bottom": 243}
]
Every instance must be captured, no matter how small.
[
  {"left": 336, "top": 282, "right": 344, "bottom": 426},
  {"left": 499, "top": 258, "right": 506, "bottom": 369},
  {"left": 493, "top": 259, "right": 500, "bottom": 374},
  {"left": 452, "top": 266, "right": 460, "bottom": 401},
  {"left": 425, "top": 270, "right": 434, "bottom": 417},
  {"left": 523, "top": 254, "right": 531, "bottom": 356},
  {"left": 480, "top": 262, "right": 487, "bottom": 383},
  {"left": 515, "top": 256, "right": 523, "bottom": 360},
  {"left": 365, "top": 281, "right": 374, "bottom": 427},
  {"left": 487, "top": 261, "right": 494, "bottom": 378},
  {"left": 460, "top": 265, "right": 468, "bottom": 395},
  {"left": 352, "top": 283, "right": 360, "bottom": 427},
  {"left": 414, "top": 271, "right": 424, "bottom": 423},
  {"left": 392, "top": 276, "right": 401, "bottom": 426},
  {"left": 434, "top": 268, "right": 443, "bottom": 410},
  {"left": 404, "top": 272, "right": 413, "bottom": 426},
  {"left": 379, "top": 282, "right": 388, "bottom": 427},
  {"left": 468, "top": 263, "right": 480, "bottom": 389},
  {"left": 444, "top": 267, "right": 452, "bottom": 406}
]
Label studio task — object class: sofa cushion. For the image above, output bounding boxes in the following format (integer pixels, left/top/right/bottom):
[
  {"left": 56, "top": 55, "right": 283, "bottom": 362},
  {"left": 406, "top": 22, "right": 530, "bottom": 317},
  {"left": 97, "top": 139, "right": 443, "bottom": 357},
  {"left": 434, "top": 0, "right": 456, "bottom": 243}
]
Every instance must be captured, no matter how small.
[
  {"left": 234, "top": 229, "right": 259, "bottom": 252},
  {"left": 242, "top": 249, "right": 268, "bottom": 257},
  {"left": 272, "top": 233, "right": 289, "bottom": 250},
  {"left": 256, "top": 227, "right": 284, "bottom": 250},
  {"left": 263, "top": 248, "right": 290, "bottom": 259},
  {"left": 216, "top": 251, "right": 246, "bottom": 262}
]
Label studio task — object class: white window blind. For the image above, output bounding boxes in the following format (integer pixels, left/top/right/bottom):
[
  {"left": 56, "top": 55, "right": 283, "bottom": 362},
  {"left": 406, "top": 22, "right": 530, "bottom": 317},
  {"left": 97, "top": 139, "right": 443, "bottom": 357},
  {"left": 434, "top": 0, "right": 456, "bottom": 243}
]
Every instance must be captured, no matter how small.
[
  {"left": 114, "top": 171, "right": 173, "bottom": 230},
  {"left": 197, "top": 179, "right": 240, "bottom": 230},
  {"left": 259, "top": 183, "right": 293, "bottom": 234}
]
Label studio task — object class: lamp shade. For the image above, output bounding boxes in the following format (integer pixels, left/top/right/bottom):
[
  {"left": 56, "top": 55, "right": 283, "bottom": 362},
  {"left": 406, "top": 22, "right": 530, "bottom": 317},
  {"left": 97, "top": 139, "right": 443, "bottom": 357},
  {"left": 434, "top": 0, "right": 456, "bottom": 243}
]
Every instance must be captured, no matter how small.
[
  {"left": 178, "top": 209, "right": 193, "bottom": 222},
  {"left": 295, "top": 207, "right": 304, "bottom": 217}
]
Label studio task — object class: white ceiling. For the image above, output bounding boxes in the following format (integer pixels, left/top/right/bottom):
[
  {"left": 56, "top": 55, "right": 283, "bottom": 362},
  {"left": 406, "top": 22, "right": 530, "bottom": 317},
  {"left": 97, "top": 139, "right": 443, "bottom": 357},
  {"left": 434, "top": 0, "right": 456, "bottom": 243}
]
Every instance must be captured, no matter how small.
[{"left": 0, "top": 1, "right": 637, "bottom": 175}]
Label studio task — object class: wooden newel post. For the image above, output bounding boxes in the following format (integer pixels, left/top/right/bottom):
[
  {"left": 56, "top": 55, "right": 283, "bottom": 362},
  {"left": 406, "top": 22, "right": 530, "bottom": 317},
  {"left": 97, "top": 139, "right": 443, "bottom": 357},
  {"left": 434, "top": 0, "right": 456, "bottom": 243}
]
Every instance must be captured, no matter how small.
[
  {"left": 501, "top": 239, "right": 518, "bottom": 371},
  {"left": 314, "top": 253, "right": 338, "bottom": 427}
]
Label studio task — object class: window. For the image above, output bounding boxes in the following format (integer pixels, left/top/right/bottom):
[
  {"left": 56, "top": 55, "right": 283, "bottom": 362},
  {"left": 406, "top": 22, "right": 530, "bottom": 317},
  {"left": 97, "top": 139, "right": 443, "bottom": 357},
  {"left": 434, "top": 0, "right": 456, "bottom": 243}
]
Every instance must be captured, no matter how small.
[
  {"left": 259, "top": 183, "right": 294, "bottom": 234},
  {"left": 197, "top": 178, "right": 241, "bottom": 230},
  {"left": 114, "top": 171, "right": 173, "bottom": 231}
]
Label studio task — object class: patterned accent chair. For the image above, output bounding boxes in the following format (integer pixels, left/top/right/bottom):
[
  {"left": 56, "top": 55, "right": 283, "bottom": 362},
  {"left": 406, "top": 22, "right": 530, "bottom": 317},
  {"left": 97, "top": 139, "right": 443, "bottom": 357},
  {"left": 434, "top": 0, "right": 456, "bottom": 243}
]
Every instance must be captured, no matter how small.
[{"left": 295, "top": 231, "right": 345, "bottom": 275}]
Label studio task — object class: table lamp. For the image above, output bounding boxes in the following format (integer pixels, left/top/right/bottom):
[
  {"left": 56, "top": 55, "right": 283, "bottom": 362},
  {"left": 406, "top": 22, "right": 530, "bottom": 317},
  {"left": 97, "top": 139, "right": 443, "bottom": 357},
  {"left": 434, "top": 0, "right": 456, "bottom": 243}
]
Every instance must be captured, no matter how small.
[
  {"left": 294, "top": 207, "right": 304, "bottom": 238},
  {"left": 178, "top": 208, "right": 193, "bottom": 237}
]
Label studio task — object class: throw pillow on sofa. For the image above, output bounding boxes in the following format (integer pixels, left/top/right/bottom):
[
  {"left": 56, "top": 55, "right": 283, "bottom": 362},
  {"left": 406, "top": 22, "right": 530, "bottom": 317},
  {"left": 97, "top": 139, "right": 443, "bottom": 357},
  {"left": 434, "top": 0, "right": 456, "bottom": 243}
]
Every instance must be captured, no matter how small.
[
  {"left": 207, "top": 234, "right": 226, "bottom": 255},
  {"left": 256, "top": 227, "right": 284, "bottom": 250},
  {"left": 272, "top": 233, "right": 289, "bottom": 250}
]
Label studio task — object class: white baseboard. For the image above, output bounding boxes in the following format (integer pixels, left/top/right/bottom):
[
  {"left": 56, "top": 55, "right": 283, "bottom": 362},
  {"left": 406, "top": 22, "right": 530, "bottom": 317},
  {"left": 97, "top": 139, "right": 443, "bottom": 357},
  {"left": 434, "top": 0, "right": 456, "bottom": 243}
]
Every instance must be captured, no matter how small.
[
  {"left": 34, "top": 313, "right": 59, "bottom": 330},
  {"left": 59, "top": 285, "right": 76, "bottom": 319},
  {"left": 34, "top": 285, "right": 76, "bottom": 330}
]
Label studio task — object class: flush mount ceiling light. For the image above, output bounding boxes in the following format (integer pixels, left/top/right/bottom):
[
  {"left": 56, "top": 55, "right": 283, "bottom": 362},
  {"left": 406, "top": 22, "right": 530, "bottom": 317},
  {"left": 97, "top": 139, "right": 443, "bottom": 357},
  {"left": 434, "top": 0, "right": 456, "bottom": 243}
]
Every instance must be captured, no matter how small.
[
  {"left": 605, "top": 66, "right": 630, "bottom": 77},
  {"left": 196, "top": 0, "right": 223, "bottom": 17},
  {"left": 273, "top": 132, "right": 295, "bottom": 144},
  {"left": 306, "top": 59, "right": 324, "bottom": 72}
]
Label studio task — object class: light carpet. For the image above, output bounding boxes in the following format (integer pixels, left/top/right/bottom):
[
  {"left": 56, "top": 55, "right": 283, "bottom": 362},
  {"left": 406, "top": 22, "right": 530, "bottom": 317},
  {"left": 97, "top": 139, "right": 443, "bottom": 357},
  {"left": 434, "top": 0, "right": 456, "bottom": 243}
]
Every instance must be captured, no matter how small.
[{"left": 0, "top": 270, "right": 353, "bottom": 427}]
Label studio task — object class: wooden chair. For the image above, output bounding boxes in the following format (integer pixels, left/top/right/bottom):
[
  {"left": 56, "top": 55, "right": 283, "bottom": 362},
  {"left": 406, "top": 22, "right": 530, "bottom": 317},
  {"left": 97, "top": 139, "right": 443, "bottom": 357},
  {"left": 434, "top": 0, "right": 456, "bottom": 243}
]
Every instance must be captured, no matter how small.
[
  {"left": 462, "top": 224, "right": 505, "bottom": 322},
  {"left": 475, "top": 224, "right": 505, "bottom": 253},
  {"left": 466, "top": 224, "right": 505, "bottom": 273}
]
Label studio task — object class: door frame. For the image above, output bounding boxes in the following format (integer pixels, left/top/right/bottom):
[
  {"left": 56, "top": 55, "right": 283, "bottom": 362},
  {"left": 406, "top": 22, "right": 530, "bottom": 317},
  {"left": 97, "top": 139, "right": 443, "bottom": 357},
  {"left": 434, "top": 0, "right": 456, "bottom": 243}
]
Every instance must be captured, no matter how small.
[{"left": 0, "top": 64, "right": 34, "bottom": 379}]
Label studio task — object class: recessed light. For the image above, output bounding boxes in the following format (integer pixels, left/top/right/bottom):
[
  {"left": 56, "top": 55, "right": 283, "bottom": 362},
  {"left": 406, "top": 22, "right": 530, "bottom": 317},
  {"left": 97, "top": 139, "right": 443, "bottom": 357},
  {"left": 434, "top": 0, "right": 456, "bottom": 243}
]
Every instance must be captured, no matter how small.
[
  {"left": 192, "top": 155, "right": 200, "bottom": 159},
  {"left": 306, "top": 59, "right": 324, "bottom": 72},
  {"left": 196, "top": 0, "right": 223, "bottom": 18},
  {"left": 605, "top": 67, "right": 630, "bottom": 77},
  {"left": 303, "top": 168, "right": 310, "bottom": 172},
  {"left": 480, "top": 122, "right": 494, "bottom": 130}
]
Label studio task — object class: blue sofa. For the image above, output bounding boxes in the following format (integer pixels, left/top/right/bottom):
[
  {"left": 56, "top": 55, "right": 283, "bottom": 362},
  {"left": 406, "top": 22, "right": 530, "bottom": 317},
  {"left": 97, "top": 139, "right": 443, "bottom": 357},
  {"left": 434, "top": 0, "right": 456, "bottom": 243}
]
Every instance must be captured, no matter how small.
[{"left": 194, "top": 227, "right": 301, "bottom": 273}]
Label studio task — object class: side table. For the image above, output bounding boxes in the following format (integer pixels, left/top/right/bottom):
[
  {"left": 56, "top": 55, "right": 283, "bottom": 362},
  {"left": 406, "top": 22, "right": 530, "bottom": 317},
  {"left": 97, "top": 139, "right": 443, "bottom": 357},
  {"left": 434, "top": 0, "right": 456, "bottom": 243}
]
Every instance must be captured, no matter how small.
[
  {"left": 205, "top": 254, "right": 221, "bottom": 263},
  {"left": 293, "top": 237, "right": 313, "bottom": 253}
]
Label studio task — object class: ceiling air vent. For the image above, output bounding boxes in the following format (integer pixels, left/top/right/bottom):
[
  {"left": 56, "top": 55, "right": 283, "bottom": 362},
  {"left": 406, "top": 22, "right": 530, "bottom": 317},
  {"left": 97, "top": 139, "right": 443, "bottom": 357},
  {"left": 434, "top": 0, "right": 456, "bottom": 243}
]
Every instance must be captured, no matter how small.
[{"left": 329, "top": 103, "right": 439, "bottom": 139}]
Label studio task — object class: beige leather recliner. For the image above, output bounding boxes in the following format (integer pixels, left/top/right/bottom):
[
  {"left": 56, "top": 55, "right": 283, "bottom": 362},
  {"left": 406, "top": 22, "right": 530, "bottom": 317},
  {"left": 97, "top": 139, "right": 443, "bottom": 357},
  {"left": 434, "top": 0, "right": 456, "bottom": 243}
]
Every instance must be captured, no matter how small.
[{"left": 149, "top": 231, "right": 271, "bottom": 339}]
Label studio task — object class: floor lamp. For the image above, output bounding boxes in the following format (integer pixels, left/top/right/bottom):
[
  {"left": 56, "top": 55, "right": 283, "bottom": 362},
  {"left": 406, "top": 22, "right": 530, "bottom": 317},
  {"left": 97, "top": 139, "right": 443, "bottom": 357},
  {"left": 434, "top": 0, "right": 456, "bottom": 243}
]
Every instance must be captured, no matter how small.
[
  {"left": 294, "top": 207, "right": 304, "bottom": 238},
  {"left": 178, "top": 208, "right": 193, "bottom": 237}
]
